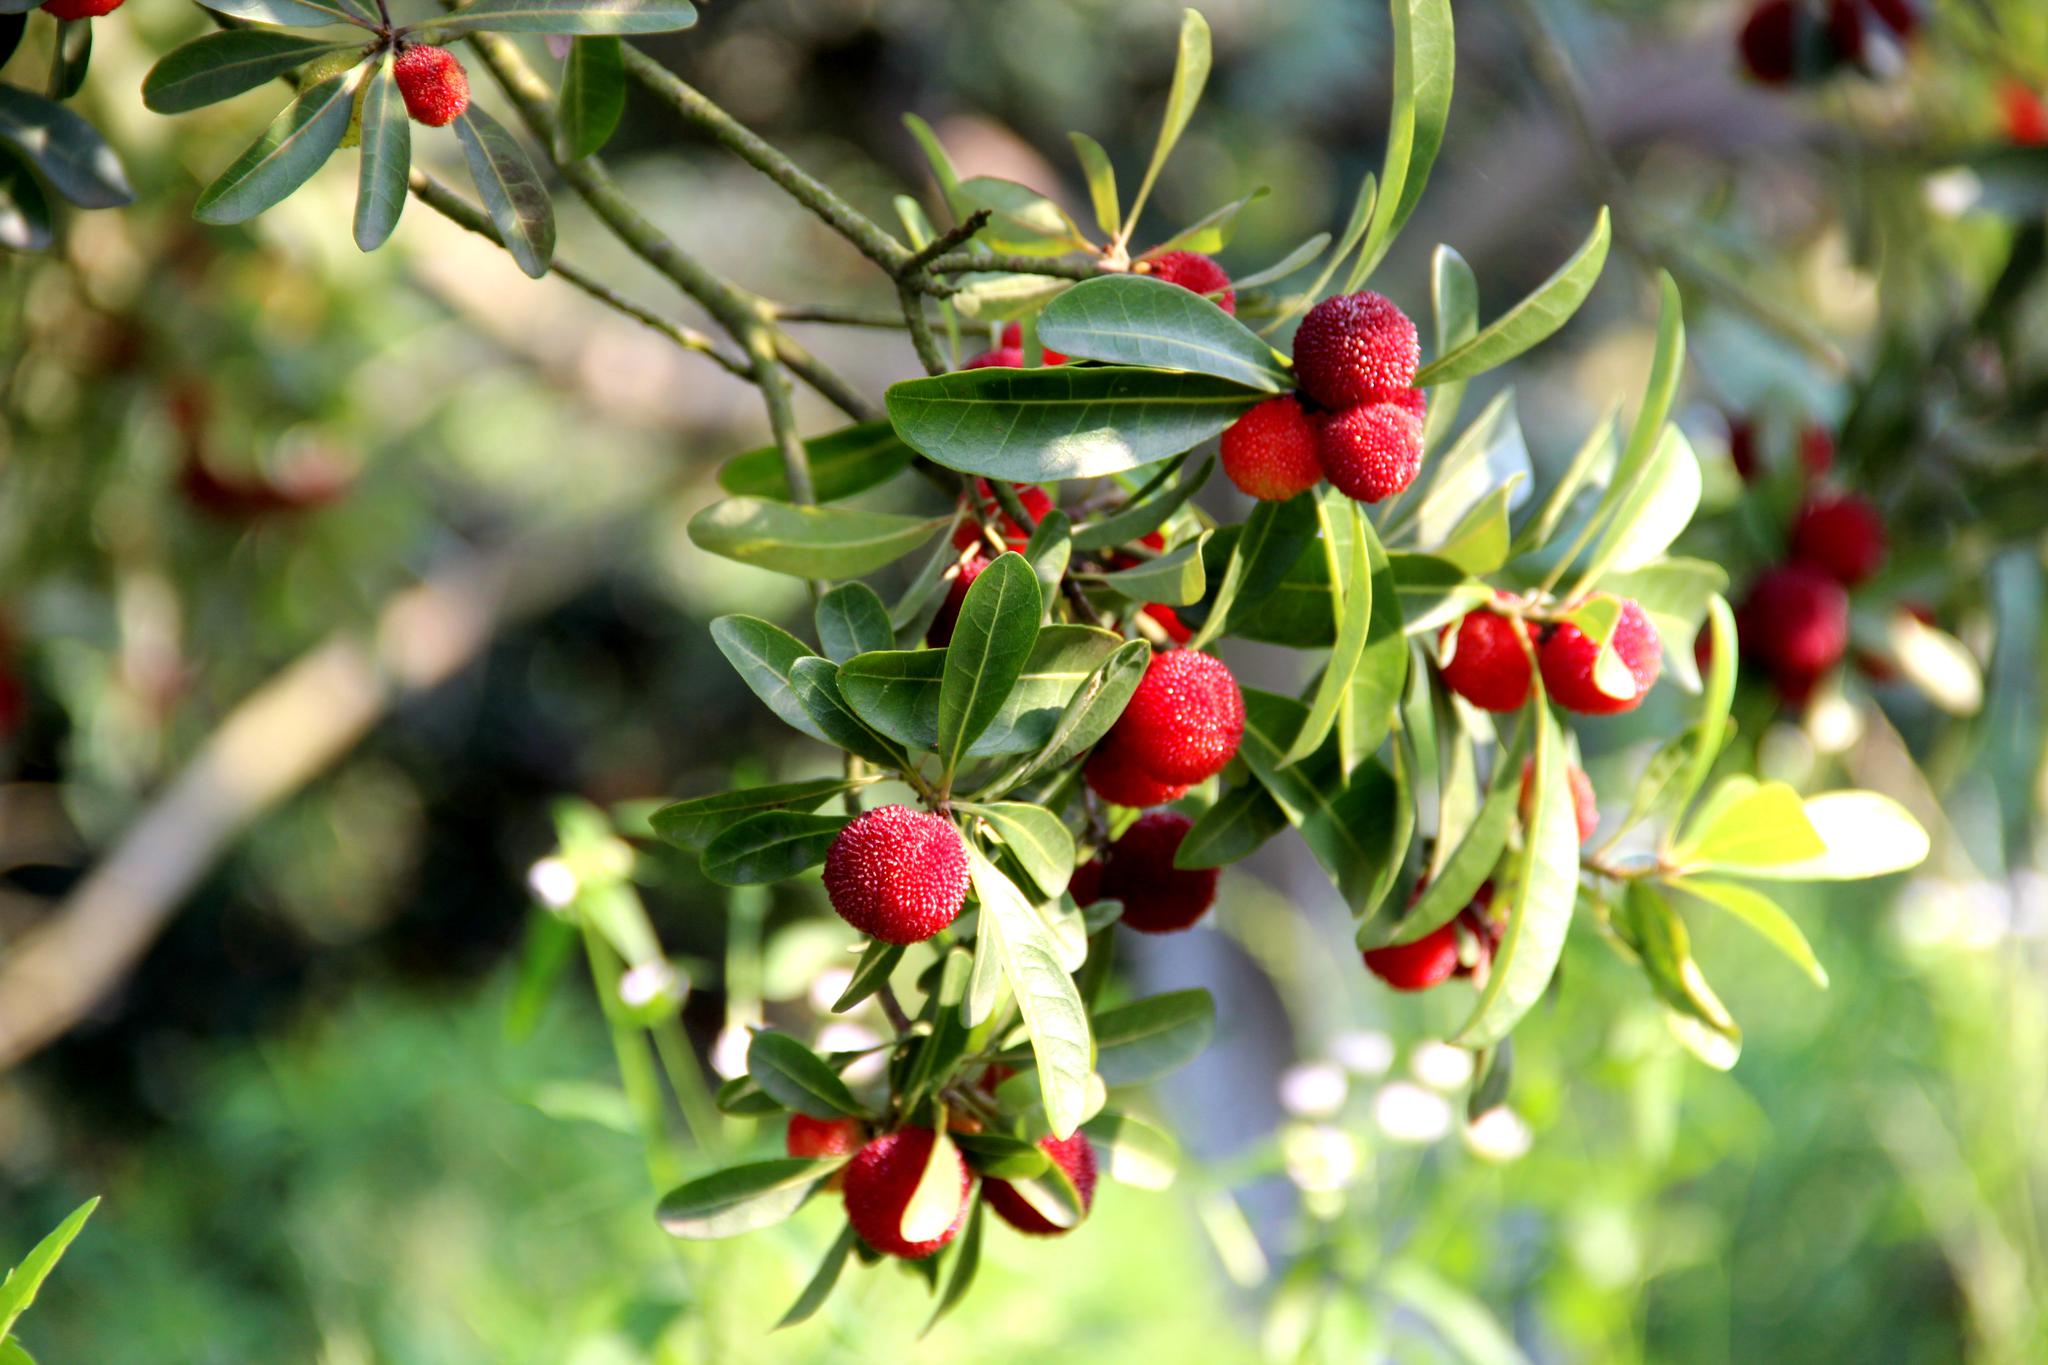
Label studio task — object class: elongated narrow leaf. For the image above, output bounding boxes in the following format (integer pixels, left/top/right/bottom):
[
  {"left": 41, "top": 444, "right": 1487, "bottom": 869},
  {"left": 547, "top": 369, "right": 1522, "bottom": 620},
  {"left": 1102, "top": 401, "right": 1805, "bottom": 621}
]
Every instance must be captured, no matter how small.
[
  {"left": 1719, "top": 791, "right": 1930, "bottom": 882},
  {"left": 937, "top": 553, "right": 1041, "bottom": 777},
  {"left": 145, "top": 31, "right": 354, "bottom": 114},
  {"left": 1619, "top": 882, "right": 1740, "bottom": 1070},
  {"left": 454, "top": 104, "right": 555, "bottom": 277},
  {"left": 1573, "top": 426, "right": 1701, "bottom": 591},
  {"left": 1668, "top": 877, "right": 1827, "bottom": 987},
  {"left": 1415, "top": 208, "right": 1611, "bottom": 387},
  {"left": 1514, "top": 405, "right": 1618, "bottom": 557},
  {"left": 774, "top": 1223, "right": 857, "bottom": 1331},
  {"left": 958, "top": 801, "right": 1075, "bottom": 900},
  {"left": 923, "top": 1200, "right": 984, "bottom": 1336},
  {"left": 718, "top": 420, "right": 914, "bottom": 503},
  {"left": 0, "top": 1197, "right": 97, "bottom": 1339},
  {"left": 1175, "top": 782, "right": 1288, "bottom": 868},
  {"left": 1284, "top": 499, "right": 1373, "bottom": 766},
  {"left": 651, "top": 778, "right": 862, "bottom": 850},
  {"left": 657, "top": 1159, "right": 837, "bottom": 1239},
  {"left": 1091, "top": 989, "right": 1214, "bottom": 1085},
  {"left": 1128, "top": 8, "right": 1211, "bottom": 227},
  {"left": 1039, "top": 275, "right": 1289, "bottom": 391},
  {"left": 701, "top": 812, "right": 846, "bottom": 886},
  {"left": 1068, "top": 131, "right": 1120, "bottom": 238},
  {"left": 1187, "top": 493, "right": 1319, "bottom": 649},
  {"left": 746, "top": 1030, "right": 868, "bottom": 1119},
  {"left": 558, "top": 35, "right": 625, "bottom": 160},
  {"left": 948, "top": 174, "right": 1091, "bottom": 254},
  {"left": 1143, "top": 186, "right": 1267, "bottom": 259},
  {"left": 0, "top": 151, "right": 51, "bottom": 252},
  {"left": 839, "top": 625, "right": 1122, "bottom": 758},
  {"left": 1674, "top": 780, "right": 1824, "bottom": 870},
  {"left": 1230, "top": 232, "right": 1330, "bottom": 293},
  {"left": 1351, "top": 0, "right": 1455, "bottom": 285},
  {"left": 1238, "top": 690, "right": 1404, "bottom": 913},
  {"left": 352, "top": 55, "right": 409, "bottom": 252},
  {"left": 1084, "top": 531, "right": 1210, "bottom": 607},
  {"left": 711, "top": 615, "right": 828, "bottom": 743},
  {"left": 194, "top": 0, "right": 374, "bottom": 28},
  {"left": 816, "top": 583, "right": 894, "bottom": 662},
  {"left": 952, "top": 1132, "right": 1052, "bottom": 1180},
  {"left": 970, "top": 848, "right": 1092, "bottom": 1139},
  {"left": 0, "top": 85, "right": 131, "bottom": 210},
  {"left": 1337, "top": 514, "right": 1409, "bottom": 770},
  {"left": 886, "top": 366, "right": 1264, "bottom": 481},
  {"left": 690, "top": 497, "right": 948, "bottom": 579},
  {"left": 1023, "top": 509, "right": 1071, "bottom": 619},
  {"left": 417, "top": 0, "right": 698, "bottom": 38},
  {"left": 1378, "top": 721, "right": 1528, "bottom": 946},
  {"left": 47, "top": 18, "right": 90, "bottom": 100},
  {"left": 1423, "top": 244, "right": 1479, "bottom": 447},
  {"left": 1082, "top": 1112, "right": 1181, "bottom": 1189},
  {"left": 834, "top": 939, "right": 906, "bottom": 1012},
  {"left": 193, "top": 70, "right": 358, "bottom": 225},
  {"left": 1451, "top": 703, "right": 1579, "bottom": 1047},
  {"left": 990, "top": 637, "right": 1150, "bottom": 790}
]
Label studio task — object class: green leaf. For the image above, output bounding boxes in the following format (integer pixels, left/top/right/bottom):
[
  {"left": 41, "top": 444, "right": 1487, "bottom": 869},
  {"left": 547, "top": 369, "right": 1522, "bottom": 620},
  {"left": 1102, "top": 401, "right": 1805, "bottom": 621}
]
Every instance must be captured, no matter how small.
[
  {"left": 352, "top": 55, "right": 409, "bottom": 253},
  {"left": 657, "top": 1159, "right": 839, "bottom": 1240},
  {"left": 144, "top": 31, "right": 355, "bottom": 114},
  {"left": 1423, "top": 244, "right": 1479, "bottom": 447},
  {"left": 453, "top": 104, "right": 555, "bottom": 278},
  {"left": 885, "top": 366, "right": 1264, "bottom": 482},
  {"left": 1514, "top": 405, "right": 1618, "bottom": 557},
  {"left": 417, "top": 0, "right": 698, "bottom": 38},
  {"left": 1175, "top": 782, "right": 1288, "bottom": 868},
  {"left": 958, "top": 802, "right": 1075, "bottom": 900},
  {"left": 996, "top": 1160, "right": 1084, "bottom": 1230},
  {"left": 838, "top": 626, "right": 1123, "bottom": 758},
  {"left": 44, "top": 19, "right": 87, "bottom": 101},
  {"left": 963, "top": 905, "right": 1006, "bottom": 1027},
  {"left": 1617, "top": 882, "right": 1739, "bottom": 1070},
  {"left": 650, "top": 778, "right": 863, "bottom": 850},
  {"left": 948, "top": 175, "right": 1091, "bottom": 254},
  {"left": 1127, "top": 8, "right": 1211, "bottom": 230},
  {"left": 833, "top": 938, "right": 905, "bottom": 1012},
  {"left": 0, "top": 86, "right": 130, "bottom": 210},
  {"left": 937, "top": 553, "right": 1042, "bottom": 779},
  {"left": 1022, "top": 509, "right": 1072, "bottom": 619},
  {"left": 689, "top": 497, "right": 948, "bottom": 579},
  {"left": 952, "top": 1132, "right": 1050, "bottom": 1179},
  {"left": 1039, "top": 276, "right": 1290, "bottom": 392},
  {"left": 1229, "top": 232, "right": 1331, "bottom": 292},
  {"left": 1186, "top": 493, "right": 1319, "bottom": 649},
  {"left": 1596, "top": 558, "right": 1728, "bottom": 694},
  {"left": 922, "top": 1199, "right": 984, "bottom": 1336},
  {"left": 1238, "top": 690, "right": 1405, "bottom": 913},
  {"left": 1400, "top": 389, "right": 1523, "bottom": 548},
  {"left": 711, "top": 615, "right": 828, "bottom": 743},
  {"left": 1284, "top": 499, "right": 1373, "bottom": 766},
  {"left": 505, "top": 907, "right": 577, "bottom": 1039},
  {"left": 987, "top": 637, "right": 1150, "bottom": 791},
  {"left": 194, "top": 0, "right": 373, "bottom": 28},
  {"left": 1068, "top": 131, "right": 1120, "bottom": 238},
  {"left": 1672, "top": 780, "right": 1825, "bottom": 871},
  {"left": 0, "top": 1197, "right": 97, "bottom": 1340},
  {"left": 1375, "top": 721, "right": 1527, "bottom": 947},
  {"left": 1349, "top": 0, "right": 1455, "bottom": 286},
  {"left": 1668, "top": 877, "right": 1827, "bottom": 988},
  {"left": 192, "top": 70, "right": 358, "bottom": 226},
  {"left": 557, "top": 35, "right": 625, "bottom": 160},
  {"left": 1144, "top": 187, "right": 1268, "bottom": 260},
  {"left": 1092, "top": 989, "right": 1215, "bottom": 1085},
  {"left": 1414, "top": 208, "right": 1611, "bottom": 387},
  {"left": 901, "top": 112, "right": 959, "bottom": 198},
  {"left": 701, "top": 812, "right": 846, "bottom": 886},
  {"left": 717, "top": 420, "right": 914, "bottom": 503},
  {"left": 0, "top": 151, "right": 52, "bottom": 253},
  {"left": 774, "top": 1223, "right": 857, "bottom": 1331},
  {"left": 1451, "top": 703, "right": 1579, "bottom": 1047},
  {"left": 816, "top": 583, "right": 895, "bottom": 663},
  {"left": 1605, "top": 271, "right": 1686, "bottom": 508},
  {"left": 1468, "top": 1038, "right": 1512, "bottom": 1120},
  {"left": 1082, "top": 1112, "right": 1181, "bottom": 1190},
  {"left": 1083, "top": 531, "right": 1210, "bottom": 607},
  {"left": 1572, "top": 426, "right": 1702, "bottom": 594},
  {"left": 746, "top": 1030, "right": 868, "bottom": 1120},
  {"left": 713, "top": 1074, "right": 784, "bottom": 1116},
  {"left": 969, "top": 847, "right": 1093, "bottom": 1139},
  {"left": 1712, "top": 791, "right": 1930, "bottom": 882}
]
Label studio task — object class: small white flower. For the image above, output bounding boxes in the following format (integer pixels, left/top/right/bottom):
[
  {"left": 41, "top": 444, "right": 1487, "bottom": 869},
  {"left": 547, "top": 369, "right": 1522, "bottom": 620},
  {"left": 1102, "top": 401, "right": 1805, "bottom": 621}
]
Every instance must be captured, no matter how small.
[
  {"left": 710, "top": 1023, "right": 753, "bottom": 1080},
  {"left": 1277, "top": 1062, "right": 1349, "bottom": 1118},
  {"left": 619, "top": 960, "right": 682, "bottom": 1010},
  {"left": 1330, "top": 1029, "right": 1395, "bottom": 1077},
  {"left": 527, "top": 856, "right": 577, "bottom": 909},
  {"left": 1372, "top": 1082, "right": 1452, "bottom": 1144},
  {"left": 1281, "top": 1123, "right": 1360, "bottom": 1193},
  {"left": 1410, "top": 1041, "right": 1475, "bottom": 1091},
  {"left": 1464, "top": 1106, "right": 1533, "bottom": 1163}
]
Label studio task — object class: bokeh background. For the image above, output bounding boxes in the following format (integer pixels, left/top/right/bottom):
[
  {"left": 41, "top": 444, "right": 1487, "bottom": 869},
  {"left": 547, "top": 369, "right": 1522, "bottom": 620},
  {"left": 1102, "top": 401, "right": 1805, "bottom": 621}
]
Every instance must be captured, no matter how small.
[{"left": 3, "top": 0, "right": 2046, "bottom": 1360}]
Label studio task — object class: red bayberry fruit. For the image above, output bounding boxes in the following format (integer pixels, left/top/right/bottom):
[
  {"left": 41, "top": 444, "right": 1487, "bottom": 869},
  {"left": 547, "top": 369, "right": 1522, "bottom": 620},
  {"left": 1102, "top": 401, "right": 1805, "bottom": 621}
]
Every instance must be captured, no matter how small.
[
  {"left": 39, "top": 0, "right": 121, "bottom": 17},
  {"left": 1098, "top": 811, "right": 1218, "bottom": 934},
  {"left": 2002, "top": 81, "right": 2048, "bottom": 146},
  {"left": 983, "top": 1132, "right": 1099, "bottom": 1235},
  {"left": 787, "top": 1114, "right": 864, "bottom": 1160},
  {"left": 1452, "top": 885, "right": 1500, "bottom": 978},
  {"left": 1083, "top": 740, "right": 1191, "bottom": 809},
  {"left": 1001, "top": 322, "right": 1066, "bottom": 365},
  {"left": 1388, "top": 387, "right": 1429, "bottom": 424},
  {"left": 1538, "top": 599, "right": 1663, "bottom": 715},
  {"left": 842, "top": 1127, "right": 973, "bottom": 1259},
  {"left": 926, "top": 552, "right": 988, "bottom": 646},
  {"left": 1738, "top": 0, "right": 1805, "bottom": 85},
  {"left": 1364, "top": 921, "right": 1461, "bottom": 990},
  {"left": 1737, "top": 562, "right": 1850, "bottom": 685},
  {"left": 1145, "top": 250, "right": 1236, "bottom": 314},
  {"left": 953, "top": 479, "right": 1051, "bottom": 552},
  {"left": 822, "top": 805, "right": 971, "bottom": 945},
  {"left": 1789, "top": 493, "right": 1886, "bottom": 587},
  {"left": 1799, "top": 424, "right": 1835, "bottom": 478},
  {"left": 1291, "top": 291, "right": 1420, "bottom": 410},
  {"left": 1142, "top": 601, "right": 1193, "bottom": 644},
  {"left": 1316, "top": 401, "right": 1424, "bottom": 503},
  {"left": 1521, "top": 759, "right": 1600, "bottom": 845},
  {"left": 1729, "top": 418, "right": 1760, "bottom": 481},
  {"left": 1220, "top": 395, "right": 1321, "bottom": 502},
  {"left": 1104, "top": 649, "right": 1245, "bottom": 785},
  {"left": 1438, "top": 608, "right": 1535, "bottom": 713},
  {"left": 394, "top": 45, "right": 470, "bottom": 128},
  {"left": 962, "top": 325, "right": 1066, "bottom": 369}
]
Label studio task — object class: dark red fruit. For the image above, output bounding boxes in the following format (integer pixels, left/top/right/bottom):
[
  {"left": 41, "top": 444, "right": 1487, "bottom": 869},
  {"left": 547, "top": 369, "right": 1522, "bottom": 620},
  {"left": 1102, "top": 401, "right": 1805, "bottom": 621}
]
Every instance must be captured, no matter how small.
[
  {"left": 1538, "top": 599, "right": 1663, "bottom": 715},
  {"left": 1316, "top": 401, "right": 1424, "bottom": 503},
  {"left": 1145, "top": 251, "right": 1236, "bottom": 314},
  {"left": 842, "top": 1127, "right": 973, "bottom": 1259},
  {"left": 926, "top": 553, "right": 988, "bottom": 646},
  {"left": 1737, "top": 562, "right": 1850, "bottom": 691},
  {"left": 1103, "top": 649, "right": 1245, "bottom": 785},
  {"left": 395, "top": 45, "right": 470, "bottom": 128},
  {"left": 822, "top": 805, "right": 971, "bottom": 945},
  {"left": 1291, "top": 291, "right": 1420, "bottom": 410},
  {"left": 1082, "top": 740, "right": 1191, "bottom": 808},
  {"left": 983, "top": 1132, "right": 1099, "bottom": 1235},
  {"left": 1789, "top": 493, "right": 1886, "bottom": 587},
  {"left": 1220, "top": 395, "right": 1321, "bottom": 501},
  {"left": 1097, "top": 811, "right": 1218, "bottom": 934},
  {"left": 1142, "top": 602, "right": 1194, "bottom": 644},
  {"left": 787, "top": 1114, "right": 864, "bottom": 1160},
  {"left": 1439, "top": 608, "right": 1535, "bottom": 713},
  {"left": 1739, "top": 0, "right": 1805, "bottom": 85},
  {"left": 953, "top": 479, "right": 1052, "bottom": 552},
  {"left": 39, "top": 0, "right": 122, "bottom": 17},
  {"left": 1364, "top": 922, "right": 1461, "bottom": 991}
]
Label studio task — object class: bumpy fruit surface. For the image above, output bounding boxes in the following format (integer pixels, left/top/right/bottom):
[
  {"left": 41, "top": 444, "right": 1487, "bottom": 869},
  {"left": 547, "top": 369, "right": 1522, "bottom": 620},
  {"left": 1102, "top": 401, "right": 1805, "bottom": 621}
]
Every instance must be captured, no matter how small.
[
  {"left": 1316, "top": 401, "right": 1423, "bottom": 503},
  {"left": 786, "top": 1114, "right": 864, "bottom": 1160},
  {"left": 1789, "top": 493, "right": 1886, "bottom": 587},
  {"left": 1291, "top": 291, "right": 1419, "bottom": 410},
  {"left": 983, "top": 1132, "right": 1099, "bottom": 1235},
  {"left": 1098, "top": 812, "right": 1218, "bottom": 934},
  {"left": 40, "top": 0, "right": 122, "bottom": 17},
  {"left": 1082, "top": 740, "right": 1190, "bottom": 808},
  {"left": 1145, "top": 251, "right": 1236, "bottom": 314},
  {"left": 1522, "top": 759, "right": 1600, "bottom": 845},
  {"left": 822, "top": 805, "right": 970, "bottom": 945},
  {"left": 1439, "top": 608, "right": 1534, "bottom": 713},
  {"left": 953, "top": 479, "right": 1051, "bottom": 552},
  {"left": 1738, "top": 562, "right": 1850, "bottom": 684},
  {"left": 1221, "top": 396, "right": 1321, "bottom": 501},
  {"left": 394, "top": 45, "right": 470, "bottom": 128},
  {"left": 1104, "top": 649, "right": 1245, "bottom": 785},
  {"left": 1538, "top": 600, "right": 1663, "bottom": 715},
  {"left": 1388, "top": 387, "right": 1429, "bottom": 424},
  {"left": 842, "top": 1127, "right": 972, "bottom": 1259}
]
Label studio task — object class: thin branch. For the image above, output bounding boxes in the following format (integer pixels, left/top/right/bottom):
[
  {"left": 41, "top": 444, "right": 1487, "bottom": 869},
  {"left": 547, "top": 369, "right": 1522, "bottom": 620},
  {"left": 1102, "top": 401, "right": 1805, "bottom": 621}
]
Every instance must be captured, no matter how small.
[
  {"left": 900, "top": 209, "right": 992, "bottom": 276},
  {"left": 898, "top": 279, "right": 948, "bottom": 376},
  {"left": 919, "top": 251, "right": 1106, "bottom": 282},
  {"left": 770, "top": 303, "right": 912, "bottom": 328}
]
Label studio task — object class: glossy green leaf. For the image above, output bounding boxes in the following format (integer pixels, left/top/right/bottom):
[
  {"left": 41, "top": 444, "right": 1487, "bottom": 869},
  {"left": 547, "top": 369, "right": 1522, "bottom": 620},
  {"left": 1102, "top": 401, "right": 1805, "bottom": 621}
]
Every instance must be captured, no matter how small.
[
  {"left": 1414, "top": 208, "right": 1611, "bottom": 387},
  {"left": 144, "top": 31, "right": 355, "bottom": 114},
  {"left": 194, "top": 0, "right": 373, "bottom": 28},
  {"left": 1572, "top": 426, "right": 1701, "bottom": 593},
  {"left": 352, "top": 55, "right": 409, "bottom": 253},
  {"left": 948, "top": 175, "right": 1091, "bottom": 254},
  {"left": 416, "top": 0, "right": 699, "bottom": 38},
  {"left": 746, "top": 1030, "right": 868, "bottom": 1120},
  {"left": 1082, "top": 1111, "right": 1181, "bottom": 1190},
  {"left": 558, "top": 36, "right": 625, "bottom": 160},
  {"left": 937, "top": 553, "right": 1042, "bottom": 778},
  {"left": 886, "top": 366, "right": 1263, "bottom": 482},
  {"left": 946, "top": 271, "right": 1073, "bottom": 321},
  {"left": 1338, "top": 509, "right": 1409, "bottom": 772},
  {"left": 192, "top": 71, "right": 357, "bottom": 225},
  {"left": 958, "top": 801, "right": 1075, "bottom": 900},
  {"left": 1717, "top": 791, "right": 1930, "bottom": 882},
  {"left": 1127, "top": 8, "right": 1211, "bottom": 230},
  {"left": 1468, "top": 1038, "right": 1513, "bottom": 1120},
  {"left": 838, "top": 626, "right": 1122, "bottom": 758},
  {"left": 1668, "top": 877, "right": 1827, "bottom": 988},
  {"left": 816, "top": 583, "right": 895, "bottom": 663},
  {"left": 47, "top": 19, "right": 90, "bottom": 100},
  {"left": 773, "top": 1223, "right": 857, "bottom": 1331},
  {"left": 901, "top": 112, "right": 959, "bottom": 197},
  {"left": 0, "top": 88, "right": 127, "bottom": 210},
  {"left": 0, "top": 151, "right": 51, "bottom": 253},
  {"left": 717, "top": 420, "right": 915, "bottom": 503},
  {"left": 1674, "top": 780, "right": 1825, "bottom": 870},
  {"left": 952, "top": 1132, "right": 1051, "bottom": 1179},
  {"left": 1022, "top": 509, "right": 1071, "bottom": 620},
  {"left": 1377, "top": 721, "right": 1527, "bottom": 946},
  {"left": 453, "top": 104, "right": 555, "bottom": 278},
  {"left": 1142, "top": 185, "right": 1268, "bottom": 257},
  {"left": 1186, "top": 493, "right": 1319, "bottom": 649},
  {"left": 987, "top": 637, "right": 1150, "bottom": 791},
  {"left": 0, "top": 1197, "right": 97, "bottom": 1340},
  {"left": 657, "top": 1159, "right": 838, "bottom": 1240},
  {"left": 1618, "top": 882, "right": 1740, "bottom": 1070},
  {"left": 701, "top": 811, "right": 846, "bottom": 886},
  {"left": 1175, "top": 781, "right": 1288, "bottom": 868},
  {"left": 1283, "top": 499, "right": 1373, "bottom": 766},
  {"left": 711, "top": 615, "right": 828, "bottom": 743},
  {"left": 713, "top": 1074, "right": 782, "bottom": 1117},
  {"left": 1514, "top": 404, "right": 1618, "bottom": 557},
  {"left": 1239, "top": 690, "right": 1405, "bottom": 913},
  {"left": 1608, "top": 271, "right": 1687, "bottom": 503},
  {"left": 689, "top": 497, "right": 948, "bottom": 579},
  {"left": 1350, "top": 0, "right": 1455, "bottom": 285},
  {"left": 1091, "top": 988, "right": 1215, "bottom": 1086},
  {"left": 1084, "top": 531, "right": 1210, "bottom": 607},
  {"left": 1423, "top": 244, "right": 1479, "bottom": 447},
  {"left": 922, "top": 1199, "right": 984, "bottom": 1336},
  {"left": 650, "top": 778, "right": 863, "bottom": 850},
  {"left": 1231, "top": 232, "right": 1330, "bottom": 292},
  {"left": 970, "top": 847, "right": 1093, "bottom": 1139},
  {"left": 1039, "top": 276, "right": 1289, "bottom": 391},
  {"left": 1401, "top": 390, "right": 1523, "bottom": 548},
  {"left": 1068, "top": 131, "right": 1120, "bottom": 238}
]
